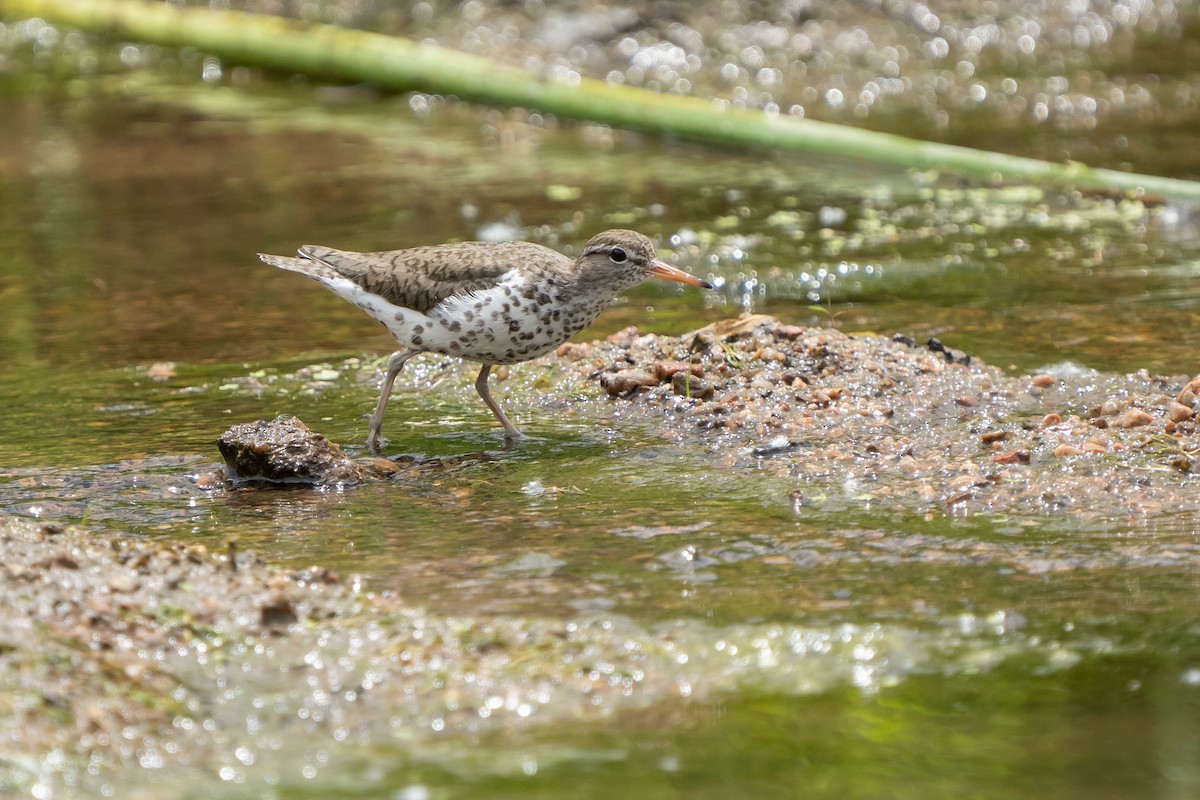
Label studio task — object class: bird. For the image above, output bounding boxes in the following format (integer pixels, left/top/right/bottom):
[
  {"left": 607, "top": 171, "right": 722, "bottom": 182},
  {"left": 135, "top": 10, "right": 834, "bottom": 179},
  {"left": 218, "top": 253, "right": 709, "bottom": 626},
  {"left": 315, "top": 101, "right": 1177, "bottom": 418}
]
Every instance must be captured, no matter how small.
[{"left": 259, "top": 229, "right": 712, "bottom": 453}]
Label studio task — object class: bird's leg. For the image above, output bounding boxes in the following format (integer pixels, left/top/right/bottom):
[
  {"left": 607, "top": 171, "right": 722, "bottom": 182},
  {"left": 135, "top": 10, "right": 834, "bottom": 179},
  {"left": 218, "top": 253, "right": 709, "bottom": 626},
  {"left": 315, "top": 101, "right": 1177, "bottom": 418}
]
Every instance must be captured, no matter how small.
[
  {"left": 474, "top": 364, "right": 523, "bottom": 447},
  {"left": 367, "top": 350, "right": 416, "bottom": 455}
]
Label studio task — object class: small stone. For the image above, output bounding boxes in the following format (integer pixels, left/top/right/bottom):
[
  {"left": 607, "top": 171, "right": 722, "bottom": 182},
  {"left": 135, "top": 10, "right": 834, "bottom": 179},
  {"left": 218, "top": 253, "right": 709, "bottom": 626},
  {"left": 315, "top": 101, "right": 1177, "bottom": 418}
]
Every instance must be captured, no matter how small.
[
  {"left": 993, "top": 449, "right": 1031, "bottom": 465},
  {"left": 599, "top": 369, "right": 658, "bottom": 397},
  {"left": 1081, "top": 441, "right": 1108, "bottom": 453},
  {"left": 1178, "top": 378, "right": 1200, "bottom": 404},
  {"left": 671, "top": 371, "right": 715, "bottom": 400},
  {"left": 1030, "top": 374, "right": 1055, "bottom": 387},
  {"left": 652, "top": 361, "right": 703, "bottom": 381},
  {"left": 554, "top": 342, "right": 592, "bottom": 360},
  {"left": 108, "top": 573, "right": 139, "bottom": 594},
  {"left": 49, "top": 554, "right": 79, "bottom": 570},
  {"left": 1168, "top": 402, "right": 1194, "bottom": 423},
  {"left": 980, "top": 430, "right": 1007, "bottom": 443},
  {"left": 774, "top": 324, "right": 806, "bottom": 340},
  {"left": 192, "top": 471, "right": 226, "bottom": 490},
  {"left": 1053, "top": 445, "right": 1084, "bottom": 457},
  {"left": 360, "top": 456, "right": 403, "bottom": 477},
  {"left": 1039, "top": 413, "right": 1062, "bottom": 429},
  {"left": 760, "top": 347, "right": 787, "bottom": 363},
  {"left": 259, "top": 591, "right": 298, "bottom": 628},
  {"left": 1115, "top": 408, "right": 1153, "bottom": 428}
]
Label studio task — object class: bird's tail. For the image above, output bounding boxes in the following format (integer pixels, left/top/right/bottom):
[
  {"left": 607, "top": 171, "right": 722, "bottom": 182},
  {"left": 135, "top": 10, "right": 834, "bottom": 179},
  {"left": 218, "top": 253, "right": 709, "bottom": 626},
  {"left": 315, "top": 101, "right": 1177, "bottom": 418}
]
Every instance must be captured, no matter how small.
[{"left": 258, "top": 251, "right": 341, "bottom": 283}]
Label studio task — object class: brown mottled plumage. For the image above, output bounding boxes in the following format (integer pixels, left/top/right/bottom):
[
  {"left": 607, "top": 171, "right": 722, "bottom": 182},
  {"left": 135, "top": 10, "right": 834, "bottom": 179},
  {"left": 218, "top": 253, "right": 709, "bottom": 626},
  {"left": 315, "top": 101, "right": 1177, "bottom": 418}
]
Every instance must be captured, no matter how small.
[
  {"left": 259, "top": 229, "right": 711, "bottom": 452},
  {"left": 298, "top": 241, "right": 547, "bottom": 313}
]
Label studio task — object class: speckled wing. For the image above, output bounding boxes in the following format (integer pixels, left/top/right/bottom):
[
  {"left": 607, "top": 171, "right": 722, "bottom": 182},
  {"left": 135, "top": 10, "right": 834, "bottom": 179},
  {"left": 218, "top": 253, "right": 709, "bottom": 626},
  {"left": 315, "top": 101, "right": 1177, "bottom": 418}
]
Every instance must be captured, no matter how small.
[{"left": 297, "top": 242, "right": 566, "bottom": 313}]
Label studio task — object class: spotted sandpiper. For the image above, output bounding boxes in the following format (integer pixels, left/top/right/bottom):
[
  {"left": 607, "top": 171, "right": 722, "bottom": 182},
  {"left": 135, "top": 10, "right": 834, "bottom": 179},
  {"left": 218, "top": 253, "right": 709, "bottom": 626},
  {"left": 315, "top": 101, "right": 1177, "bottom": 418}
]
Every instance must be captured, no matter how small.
[{"left": 259, "top": 230, "right": 711, "bottom": 453}]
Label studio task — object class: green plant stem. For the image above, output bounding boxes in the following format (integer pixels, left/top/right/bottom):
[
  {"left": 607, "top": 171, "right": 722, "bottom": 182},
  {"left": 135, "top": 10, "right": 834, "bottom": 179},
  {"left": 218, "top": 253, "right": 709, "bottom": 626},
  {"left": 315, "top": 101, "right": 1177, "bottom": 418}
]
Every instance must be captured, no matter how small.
[{"left": 4, "top": 0, "right": 1200, "bottom": 200}]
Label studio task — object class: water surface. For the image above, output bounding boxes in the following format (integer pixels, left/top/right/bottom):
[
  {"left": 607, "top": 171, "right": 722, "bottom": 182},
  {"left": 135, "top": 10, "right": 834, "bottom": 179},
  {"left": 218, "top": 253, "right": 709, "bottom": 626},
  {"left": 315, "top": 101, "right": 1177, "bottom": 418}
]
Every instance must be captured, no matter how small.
[{"left": 2, "top": 23, "right": 1200, "bottom": 800}]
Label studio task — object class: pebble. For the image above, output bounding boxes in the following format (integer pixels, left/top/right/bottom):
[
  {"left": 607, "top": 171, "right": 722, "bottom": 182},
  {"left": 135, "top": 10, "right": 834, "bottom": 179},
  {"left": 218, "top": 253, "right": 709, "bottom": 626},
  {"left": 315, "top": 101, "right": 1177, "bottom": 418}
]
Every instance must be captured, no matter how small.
[
  {"left": 368, "top": 458, "right": 408, "bottom": 478},
  {"left": 1168, "top": 402, "right": 1194, "bottom": 422},
  {"left": 1115, "top": 408, "right": 1154, "bottom": 428},
  {"left": 671, "top": 371, "right": 715, "bottom": 400},
  {"left": 108, "top": 573, "right": 139, "bottom": 594},
  {"left": 599, "top": 369, "right": 658, "bottom": 397},
  {"left": 773, "top": 324, "right": 806, "bottom": 340},
  {"left": 652, "top": 361, "right": 704, "bottom": 381},
  {"left": 259, "top": 591, "right": 299, "bottom": 628},
  {"left": 994, "top": 449, "right": 1031, "bottom": 465},
  {"left": 554, "top": 342, "right": 592, "bottom": 360},
  {"left": 192, "top": 471, "right": 225, "bottom": 490},
  {"left": 1177, "top": 379, "right": 1200, "bottom": 405}
]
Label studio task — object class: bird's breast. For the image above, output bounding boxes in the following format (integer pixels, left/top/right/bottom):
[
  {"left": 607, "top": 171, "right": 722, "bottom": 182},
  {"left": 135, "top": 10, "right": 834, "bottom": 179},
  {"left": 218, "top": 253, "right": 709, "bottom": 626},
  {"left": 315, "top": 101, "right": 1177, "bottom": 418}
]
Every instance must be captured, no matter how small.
[{"left": 421, "top": 279, "right": 614, "bottom": 364}]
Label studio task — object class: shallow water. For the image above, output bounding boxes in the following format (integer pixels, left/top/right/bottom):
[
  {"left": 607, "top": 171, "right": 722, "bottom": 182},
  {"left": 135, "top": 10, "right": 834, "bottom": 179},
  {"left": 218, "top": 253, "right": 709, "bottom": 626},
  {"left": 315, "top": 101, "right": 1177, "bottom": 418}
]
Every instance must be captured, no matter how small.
[{"left": 3, "top": 22, "right": 1200, "bottom": 800}]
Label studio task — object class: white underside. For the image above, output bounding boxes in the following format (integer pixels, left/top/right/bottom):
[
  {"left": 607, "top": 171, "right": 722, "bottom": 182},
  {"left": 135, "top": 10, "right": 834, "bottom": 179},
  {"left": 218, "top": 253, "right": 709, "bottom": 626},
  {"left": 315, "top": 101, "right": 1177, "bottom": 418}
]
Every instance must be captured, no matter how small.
[{"left": 310, "top": 269, "right": 561, "bottom": 363}]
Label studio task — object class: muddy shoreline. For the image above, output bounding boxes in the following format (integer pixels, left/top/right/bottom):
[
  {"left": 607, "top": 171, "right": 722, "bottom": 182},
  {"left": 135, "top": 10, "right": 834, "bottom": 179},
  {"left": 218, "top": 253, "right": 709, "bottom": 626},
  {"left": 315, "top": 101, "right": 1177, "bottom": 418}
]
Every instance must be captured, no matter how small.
[
  {"left": 566, "top": 316, "right": 1200, "bottom": 519},
  {"left": 219, "top": 315, "right": 1200, "bottom": 519}
]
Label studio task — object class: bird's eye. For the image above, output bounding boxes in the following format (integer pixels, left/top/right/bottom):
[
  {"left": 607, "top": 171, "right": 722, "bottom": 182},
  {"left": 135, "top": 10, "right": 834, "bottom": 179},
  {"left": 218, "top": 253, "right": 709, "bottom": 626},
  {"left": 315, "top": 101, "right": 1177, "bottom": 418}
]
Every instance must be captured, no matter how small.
[{"left": 609, "top": 247, "right": 628, "bottom": 264}]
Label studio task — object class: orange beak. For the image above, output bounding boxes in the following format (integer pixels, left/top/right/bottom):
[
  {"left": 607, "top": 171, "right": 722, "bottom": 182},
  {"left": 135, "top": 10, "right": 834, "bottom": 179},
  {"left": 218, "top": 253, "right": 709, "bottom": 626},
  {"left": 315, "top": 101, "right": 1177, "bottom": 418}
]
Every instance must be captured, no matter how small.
[{"left": 649, "top": 258, "right": 713, "bottom": 289}]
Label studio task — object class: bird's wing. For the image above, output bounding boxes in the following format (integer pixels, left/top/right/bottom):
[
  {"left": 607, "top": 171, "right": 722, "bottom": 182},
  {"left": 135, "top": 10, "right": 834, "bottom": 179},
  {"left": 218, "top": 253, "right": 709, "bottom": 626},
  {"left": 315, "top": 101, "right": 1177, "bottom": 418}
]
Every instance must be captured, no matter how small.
[{"left": 299, "top": 243, "right": 545, "bottom": 313}]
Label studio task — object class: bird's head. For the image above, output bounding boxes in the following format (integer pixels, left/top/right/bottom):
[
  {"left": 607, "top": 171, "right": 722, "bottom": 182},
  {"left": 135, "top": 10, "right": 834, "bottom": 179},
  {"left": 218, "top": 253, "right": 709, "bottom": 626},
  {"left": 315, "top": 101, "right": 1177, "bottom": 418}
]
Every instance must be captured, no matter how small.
[{"left": 576, "top": 229, "right": 712, "bottom": 292}]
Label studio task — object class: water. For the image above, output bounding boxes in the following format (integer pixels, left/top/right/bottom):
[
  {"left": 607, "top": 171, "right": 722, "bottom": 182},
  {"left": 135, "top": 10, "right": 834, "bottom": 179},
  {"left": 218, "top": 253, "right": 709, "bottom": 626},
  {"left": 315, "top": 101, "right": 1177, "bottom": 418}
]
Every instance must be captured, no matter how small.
[{"left": 3, "top": 25, "right": 1200, "bottom": 800}]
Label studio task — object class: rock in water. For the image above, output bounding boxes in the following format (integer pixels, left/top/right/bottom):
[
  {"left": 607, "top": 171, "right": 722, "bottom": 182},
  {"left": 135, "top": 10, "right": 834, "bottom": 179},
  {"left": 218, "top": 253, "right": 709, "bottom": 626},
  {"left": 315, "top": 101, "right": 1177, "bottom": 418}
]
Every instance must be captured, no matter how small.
[{"left": 217, "top": 416, "right": 364, "bottom": 486}]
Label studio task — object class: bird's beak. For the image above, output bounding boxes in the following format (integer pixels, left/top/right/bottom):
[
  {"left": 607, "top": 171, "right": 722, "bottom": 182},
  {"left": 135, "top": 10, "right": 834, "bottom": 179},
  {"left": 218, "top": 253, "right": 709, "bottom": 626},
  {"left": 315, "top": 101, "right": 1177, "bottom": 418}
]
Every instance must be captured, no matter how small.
[{"left": 649, "top": 258, "right": 713, "bottom": 289}]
